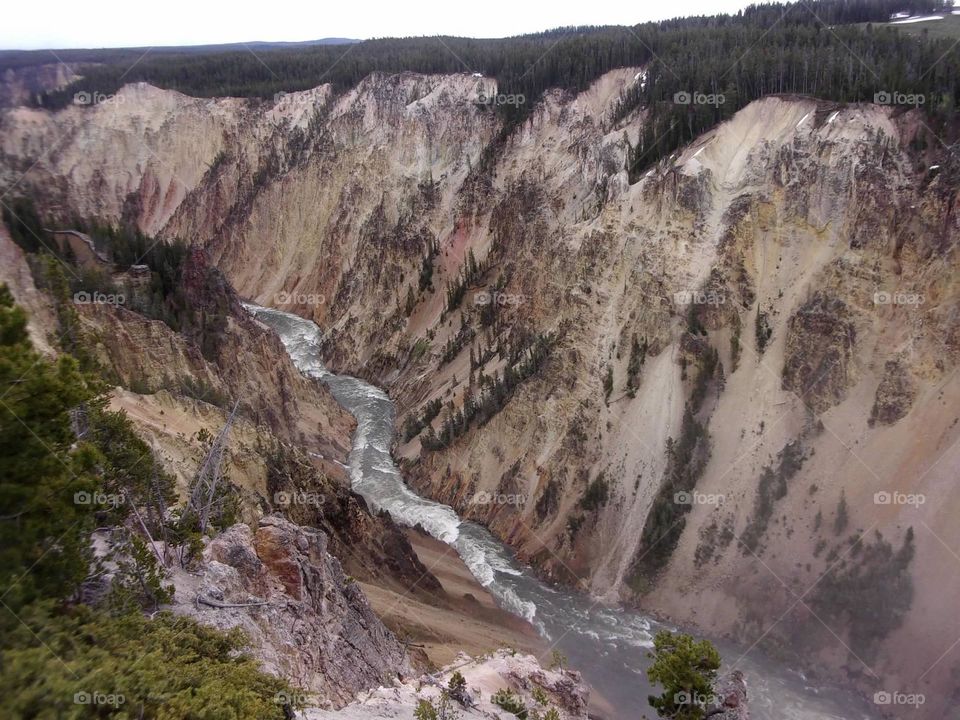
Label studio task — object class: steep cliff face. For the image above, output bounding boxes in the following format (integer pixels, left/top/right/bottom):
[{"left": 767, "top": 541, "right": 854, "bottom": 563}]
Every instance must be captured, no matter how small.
[
  {"left": 73, "top": 248, "right": 354, "bottom": 460},
  {"left": 0, "top": 63, "right": 81, "bottom": 108},
  {"left": 166, "top": 515, "right": 411, "bottom": 708},
  {"left": 3, "top": 72, "right": 958, "bottom": 716},
  {"left": 0, "top": 222, "right": 424, "bottom": 713},
  {"left": 0, "top": 223, "right": 57, "bottom": 353}
]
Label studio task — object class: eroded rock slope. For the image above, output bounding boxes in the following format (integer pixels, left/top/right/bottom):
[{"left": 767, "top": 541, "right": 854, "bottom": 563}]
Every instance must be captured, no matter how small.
[{"left": 3, "top": 70, "right": 958, "bottom": 716}]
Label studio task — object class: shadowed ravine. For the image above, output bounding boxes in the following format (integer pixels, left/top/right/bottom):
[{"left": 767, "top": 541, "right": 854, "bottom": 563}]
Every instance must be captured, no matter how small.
[{"left": 245, "top": 303, "right": 877, "bottom": 720}]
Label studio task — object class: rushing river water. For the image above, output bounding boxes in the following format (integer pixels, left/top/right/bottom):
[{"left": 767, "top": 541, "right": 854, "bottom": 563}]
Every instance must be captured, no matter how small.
[{"left": 246, "top": 303, "right": 877, "bottom": 720}]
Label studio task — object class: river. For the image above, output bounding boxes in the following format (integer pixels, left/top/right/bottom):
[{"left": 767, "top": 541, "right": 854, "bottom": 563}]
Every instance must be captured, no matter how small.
[{"left": 245, "top": 303, "right": 877, "bottom": 720}]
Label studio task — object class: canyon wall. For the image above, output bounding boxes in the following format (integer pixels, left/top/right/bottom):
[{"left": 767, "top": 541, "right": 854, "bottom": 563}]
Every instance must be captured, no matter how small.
[{"left": 2, "top": 71, "right": 958, "bottom": 716}]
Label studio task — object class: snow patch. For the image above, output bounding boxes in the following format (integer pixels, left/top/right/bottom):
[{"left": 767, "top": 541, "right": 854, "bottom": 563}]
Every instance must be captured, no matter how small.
[{"left": 890, "top": 14, "right": 944, "bottom": 24}]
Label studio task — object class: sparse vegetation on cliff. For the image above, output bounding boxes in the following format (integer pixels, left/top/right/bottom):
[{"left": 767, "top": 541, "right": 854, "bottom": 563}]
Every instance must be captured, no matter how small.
[
  {"left": 439, "top": 317, "right": 477, "bottom": 367},
  {"left": 626, "top": 333, "right": 647, "bottom": 397},
  {"left": 0, "top": 288, "right": 295, "bottom": 718},
  {"left": 421, "top": 332, "right": 558, "bottom": 451},
  {"left": 754, "top": 309, "right": 772, "bottom": 355},
  {"left": 629, "top": 344, "right": 718, "bottom": 586},
  {"left": 740, "top": 440, "right": 806, "bottom": 553},
  {"left": 443, "top": 249, "right": 484, "bottom": 316},
  {"left": 580, "top": 473, "right": 610, "bottom": 512},
  {"left": 19, "top": 202, "right": 232, "bottom": 363},
  {"left": 492, "top": 688, "right": 528, "bottom": 718},
  {"left": 812, "top": 528, "right": 915, "bottom": 660},
  {"left": 403, "top": 398, "right": 443, "bottom": 442}
]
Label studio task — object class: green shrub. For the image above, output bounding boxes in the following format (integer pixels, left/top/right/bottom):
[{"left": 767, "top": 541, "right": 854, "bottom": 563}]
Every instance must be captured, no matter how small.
[
  {"left": 580, "top": 474, "right": 609, "bottom": 512},
  {"left": 0, "top": 604, "right": 294, "bottom": 719},
  {"left": 740, "top": 441, "right": 805, "bottom": 553},
  {"left": 755, "top": 309, "right": 772, "bottom": 354},
  {"left": 492, "top": 688, "right": 528, "bottom": 719},
  {"left": 833, "top": 491, "right": 849, "bottom": 535},
  {"left": 812, "top": 529, "right": 915, "bottom": 659},
  {"left": 549, "top": 649, "right": 566, "bottom": 671}
]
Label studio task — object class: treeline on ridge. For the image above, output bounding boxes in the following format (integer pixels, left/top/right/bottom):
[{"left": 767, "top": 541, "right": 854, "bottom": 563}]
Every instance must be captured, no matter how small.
[{"left": 8, "top": 0, "right": 958, "bottom": 175}]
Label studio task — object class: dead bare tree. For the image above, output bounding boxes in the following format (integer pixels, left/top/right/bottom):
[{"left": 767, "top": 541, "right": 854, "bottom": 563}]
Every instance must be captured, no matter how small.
[{"left": 186, "top": 398, "right": 241, "bottom": 535}]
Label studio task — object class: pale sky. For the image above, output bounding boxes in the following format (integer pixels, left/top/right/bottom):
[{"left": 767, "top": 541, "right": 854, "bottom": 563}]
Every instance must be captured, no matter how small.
[{"left": 4, "top": 0, "right": 755, "bottom": 50}]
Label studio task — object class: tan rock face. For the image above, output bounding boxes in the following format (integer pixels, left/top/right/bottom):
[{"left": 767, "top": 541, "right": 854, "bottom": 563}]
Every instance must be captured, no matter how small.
[
  {"left": 712, "top": 670, "right": 749, "bottom": 720},
  {"left": 0, "top": 224, "right": 57, "bottom": 354},
  {"left": 3, "top": 73, "right": 959, "bottom": 716}
]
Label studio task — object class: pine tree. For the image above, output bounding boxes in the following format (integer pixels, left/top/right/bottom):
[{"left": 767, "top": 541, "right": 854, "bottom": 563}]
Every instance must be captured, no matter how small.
[
  {"left": 405, "top": 285, "right": 416, "bottom": 315},
  {"left": 834, "top": 490, "right": 850, "bottom": 535},
  {"left": 646, "top": 630, "right": 722, "bottom": 720},
  {"left": 0, "top": 284, "right": 96, "bottom": 608}
]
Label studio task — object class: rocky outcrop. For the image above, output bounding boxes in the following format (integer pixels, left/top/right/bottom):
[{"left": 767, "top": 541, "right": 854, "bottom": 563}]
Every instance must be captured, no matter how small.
[
  {"left": 266, "top": 442, "right": 442, "bottom": 594},
  {"left": 869, "top": 358, "right": 916, "bottom": 426},
  {"left": 711, "top": 670, "right": 749, "bottom": 720},
  {"left": 781, "top": 291, "right": 857, "bottom": 413},
  {"left": 169, "top": 515, "right": 410, "bottom": 708},
  {"left": 304, "top": 649, "right": 589, "bottom": 719}
]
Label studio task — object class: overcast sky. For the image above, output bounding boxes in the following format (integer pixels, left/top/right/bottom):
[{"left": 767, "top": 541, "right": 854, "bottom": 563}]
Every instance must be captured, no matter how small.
[{"left": 5, "top": 0, "right": 755, "bottom": 50}]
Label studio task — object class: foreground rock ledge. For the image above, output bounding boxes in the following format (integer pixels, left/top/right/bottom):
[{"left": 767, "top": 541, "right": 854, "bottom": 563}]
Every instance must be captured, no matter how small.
[
  {"left": 168, "top": 515, "right": 410, "bottom": 708},
  {"left": 305, "top": 648, "right": 590, "bottom": 719}
]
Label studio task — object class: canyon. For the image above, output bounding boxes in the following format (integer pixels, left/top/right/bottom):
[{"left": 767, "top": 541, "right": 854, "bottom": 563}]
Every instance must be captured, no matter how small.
[{"left": 1, "top": 64, "right": 958, "bottom": 718}]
